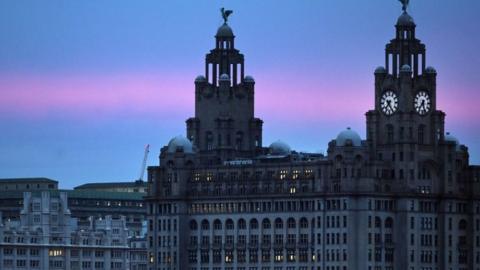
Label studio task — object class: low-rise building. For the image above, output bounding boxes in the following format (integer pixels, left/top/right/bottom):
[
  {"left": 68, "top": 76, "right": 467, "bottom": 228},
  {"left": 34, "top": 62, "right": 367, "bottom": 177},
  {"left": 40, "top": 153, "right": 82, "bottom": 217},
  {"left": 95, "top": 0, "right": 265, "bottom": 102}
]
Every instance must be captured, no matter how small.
[
  {"left": 0, "top": 178, "right": 146, "bottom": 236},
  {"left": 0, "top": 191, "right": 131, "bottom": 270},
  {"left": 0, "top": 178, "right": 57, "bottom": 191}
]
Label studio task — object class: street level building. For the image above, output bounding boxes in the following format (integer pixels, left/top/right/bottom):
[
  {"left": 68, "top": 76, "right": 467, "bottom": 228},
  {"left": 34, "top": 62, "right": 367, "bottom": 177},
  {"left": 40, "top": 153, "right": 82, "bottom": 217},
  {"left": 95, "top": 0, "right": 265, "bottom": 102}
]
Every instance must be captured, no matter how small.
[{"left": 146, "top": 4, "right": 480, "bottom": 270}]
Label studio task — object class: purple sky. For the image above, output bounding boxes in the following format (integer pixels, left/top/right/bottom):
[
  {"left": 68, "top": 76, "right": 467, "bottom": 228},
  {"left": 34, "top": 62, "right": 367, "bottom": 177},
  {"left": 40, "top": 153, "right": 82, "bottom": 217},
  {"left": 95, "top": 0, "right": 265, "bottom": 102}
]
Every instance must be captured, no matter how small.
[{"left": 1, "top": 1, "right": 479, "bottom": 189}]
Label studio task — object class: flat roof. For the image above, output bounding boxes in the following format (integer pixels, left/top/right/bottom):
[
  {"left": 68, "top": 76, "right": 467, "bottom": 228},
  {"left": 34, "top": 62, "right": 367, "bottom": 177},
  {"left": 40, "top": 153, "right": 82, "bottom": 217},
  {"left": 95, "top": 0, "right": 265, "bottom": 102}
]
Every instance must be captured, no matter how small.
[
  {"left": 74, "top": 180, "right": 146, "bottom": 190},
  {"left": 0, "top": 177, "right": 58, "bottom": 184},
  {"left": 0, "top": 189, "right": 144, "bottom": 201}
]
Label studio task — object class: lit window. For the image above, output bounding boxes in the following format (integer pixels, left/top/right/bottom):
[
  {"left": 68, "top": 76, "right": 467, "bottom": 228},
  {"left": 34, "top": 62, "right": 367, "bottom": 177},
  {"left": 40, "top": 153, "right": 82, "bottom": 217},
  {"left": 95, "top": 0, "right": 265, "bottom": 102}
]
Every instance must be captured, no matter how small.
[{"left": 48, "top": 249, "right": 63, "bottom": 257}]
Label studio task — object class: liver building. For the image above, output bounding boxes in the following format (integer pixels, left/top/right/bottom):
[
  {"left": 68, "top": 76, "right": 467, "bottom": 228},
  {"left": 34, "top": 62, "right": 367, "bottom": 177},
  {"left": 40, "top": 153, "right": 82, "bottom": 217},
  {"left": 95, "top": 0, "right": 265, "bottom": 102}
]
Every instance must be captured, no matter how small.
[{"left": 146, "top": 3, "right": 480, "bottom": 270}]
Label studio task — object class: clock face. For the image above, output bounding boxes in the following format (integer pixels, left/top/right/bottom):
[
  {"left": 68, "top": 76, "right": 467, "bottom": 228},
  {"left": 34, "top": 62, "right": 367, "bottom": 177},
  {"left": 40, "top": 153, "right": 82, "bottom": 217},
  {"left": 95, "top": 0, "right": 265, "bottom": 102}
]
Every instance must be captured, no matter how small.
[
  {"left": 414, "top": 91, "right": 431, "bottom": 115},
  {"left": 380, "top": 91, "right": 398, "bottom": 115}
]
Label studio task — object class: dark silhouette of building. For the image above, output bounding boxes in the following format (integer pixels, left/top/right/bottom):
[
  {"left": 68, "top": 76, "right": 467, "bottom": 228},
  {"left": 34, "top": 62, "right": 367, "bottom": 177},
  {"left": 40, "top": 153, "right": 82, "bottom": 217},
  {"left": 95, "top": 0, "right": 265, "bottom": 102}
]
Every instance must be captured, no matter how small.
[{"left": 146, "top": 4, "right": 480, "bottom": 270}]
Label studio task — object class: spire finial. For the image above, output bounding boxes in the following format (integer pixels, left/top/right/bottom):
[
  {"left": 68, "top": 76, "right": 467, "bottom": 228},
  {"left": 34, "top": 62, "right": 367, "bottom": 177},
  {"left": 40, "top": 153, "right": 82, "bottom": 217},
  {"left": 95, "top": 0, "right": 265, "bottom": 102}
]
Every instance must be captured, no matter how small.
[
  {"left": 399, "top": 0, "right": 410, "bottom": 12},
  {"left": 221, "top": 7, "right": 233, "bottom": 24}
]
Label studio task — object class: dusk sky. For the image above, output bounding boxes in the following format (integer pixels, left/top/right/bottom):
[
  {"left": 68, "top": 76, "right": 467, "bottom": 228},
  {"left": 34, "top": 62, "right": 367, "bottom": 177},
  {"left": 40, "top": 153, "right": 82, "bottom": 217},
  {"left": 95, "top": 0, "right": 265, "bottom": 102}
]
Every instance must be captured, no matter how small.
[{"left": 1, "top": 0, "right": 479, "bottom": 189}]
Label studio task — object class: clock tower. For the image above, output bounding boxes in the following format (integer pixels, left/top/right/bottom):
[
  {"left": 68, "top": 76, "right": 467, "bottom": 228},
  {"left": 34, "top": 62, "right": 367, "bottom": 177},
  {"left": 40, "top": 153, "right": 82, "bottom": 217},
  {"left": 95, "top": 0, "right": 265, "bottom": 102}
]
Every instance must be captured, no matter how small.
[{"left": 365, "top": 3, "right": 447, "bottom": 192}]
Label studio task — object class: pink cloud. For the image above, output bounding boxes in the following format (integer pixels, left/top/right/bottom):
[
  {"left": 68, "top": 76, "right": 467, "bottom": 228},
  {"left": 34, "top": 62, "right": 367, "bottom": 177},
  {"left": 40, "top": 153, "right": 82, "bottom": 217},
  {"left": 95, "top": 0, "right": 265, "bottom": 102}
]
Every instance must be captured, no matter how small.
[
  {"left": 0, "top": 71, "right": 478, "bottom": 128},
  {"left": 0, "top": 72, "right": 194, "bottom": 119}
]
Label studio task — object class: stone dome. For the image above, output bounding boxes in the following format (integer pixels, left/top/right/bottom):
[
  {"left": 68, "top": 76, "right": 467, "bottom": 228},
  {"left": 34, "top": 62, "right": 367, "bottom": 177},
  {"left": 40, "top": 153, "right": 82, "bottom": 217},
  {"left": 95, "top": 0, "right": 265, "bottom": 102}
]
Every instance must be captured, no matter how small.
[
  {"left": 374, "top": 66, "right": 387, "bottom": 74},
  {"left": 445, "top": 132, "right": 461, "bottom": 151},
  {"left": 269, "top": 140, "right": 291, "bottom": 155},
  {"left": 216, "top": 23, "right": 234, "bottom": 38},
  {"left": 219, "top": 73, "right": 230, "bottom": 81},
  {"left": 336, "top": 127, "right": 362, "bottom": 147},
  {"left": 195, "top": 75, "right": 207, "bottom": 82},
  {"left": 425, "top": 66, "right": 437, "bottom": 74},
  {"left": 244, "top": 75, "right": 255, "bottom": 83},
  {"left": 401, "top": 64, "right": 412, "bottom": 72},
  {"left": 397, "top": 12, "right": 415, "bottom": 27},
  {"left": 167, "top": 135, "right": 195, "bottom": 154}
]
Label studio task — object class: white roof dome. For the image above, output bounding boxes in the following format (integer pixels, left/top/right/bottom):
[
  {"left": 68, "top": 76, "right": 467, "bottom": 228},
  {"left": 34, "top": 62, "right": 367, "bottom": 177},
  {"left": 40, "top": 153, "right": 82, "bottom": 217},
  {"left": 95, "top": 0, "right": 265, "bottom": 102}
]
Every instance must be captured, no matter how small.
[
  {"left": 195, "top": 75, "right": 206, "bottom": 82},
  {"left": 425, "top": 66, "right": 437, "bottom": 74},
  {"left": 219, "top": 73, "right": 230, "bottom": 81},
  {"left": 167, "top": 135, "right": 194, "bottom": 154},
  {"left": 336, "top": 127, "right": 362, "bottom": 147},
  {"left": 269, "top": 140, "right": 291, "bottom": 155},
  {"left": 375, "top": 66, "right": 387, "bottom": 74},
  {"left": 445, "top": 132, "right": 460, "bottom": 151},
  {"left": 244, "top": 75, "right": 255, "bottom": 82},
  {"left": 401, "top": 64, "right": 412, "bottom": 72}
]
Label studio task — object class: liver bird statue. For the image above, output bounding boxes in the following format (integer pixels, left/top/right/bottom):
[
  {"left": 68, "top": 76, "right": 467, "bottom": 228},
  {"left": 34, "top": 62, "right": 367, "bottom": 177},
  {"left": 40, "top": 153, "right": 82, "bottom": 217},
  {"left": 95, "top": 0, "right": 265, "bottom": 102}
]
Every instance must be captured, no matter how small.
[
  {"left": 399, "top": 0, "right": 410, "bottom": 12},
  {"left": 221, "top": 7, "right": 233, "bottom": 24}
]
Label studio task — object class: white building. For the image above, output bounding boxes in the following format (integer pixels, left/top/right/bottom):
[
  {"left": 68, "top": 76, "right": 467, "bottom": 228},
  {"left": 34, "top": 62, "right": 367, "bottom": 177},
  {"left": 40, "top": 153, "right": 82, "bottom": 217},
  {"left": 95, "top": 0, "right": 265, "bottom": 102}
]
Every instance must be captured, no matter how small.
[{"left": 0, "top": 191, "right": 132, "bottom": 270}]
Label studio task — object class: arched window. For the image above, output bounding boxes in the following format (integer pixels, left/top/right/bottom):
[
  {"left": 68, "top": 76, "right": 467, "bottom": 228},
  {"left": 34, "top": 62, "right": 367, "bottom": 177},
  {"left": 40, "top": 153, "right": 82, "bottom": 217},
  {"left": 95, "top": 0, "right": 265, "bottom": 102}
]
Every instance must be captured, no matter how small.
[
  {"left": 287, "top": 218, "right": 296, "bottom": 229},
  {"left": 385, "top": 217, "right": 393, "bottom": 228},
  {"left": 250, "top": 219, "right": 258, "bottom": 229},
  {"left": 418, "top": 125, "right": 425, "bottom": 144},
  {"left": 213, "top": 219, "right": 222, "bottom": 230},
  {"left": 375, "top": 216, "right": 382, "bottom": 228},
  {"left": 201, "top": 219, "right": 209, "bottom": 230},
  {"left": 459, "top": 219, "right": 467, "bottom": 230},
  {"left": 206, "top": 131, "right": 213, "bottom": 150},
  {"left": 190, "top": 220, "right": 198, "bottom": 231},
  {"left": 238, "top": 219, "right": 246, "bottom": 230},
  {"left": 387, "top": 124, "right": 394, "bottom": 143},
  {"left": 226, "top": 219, "right": 234, "bottom": 230},
  {"left": 275, "top": 218, "right": 283, "bottom": 229},
  {"left": 262, "top": 218, "right": 271, "bottom": 229},
  {"left": 300, "top": 217, "right": 308, "bottom": 229}
]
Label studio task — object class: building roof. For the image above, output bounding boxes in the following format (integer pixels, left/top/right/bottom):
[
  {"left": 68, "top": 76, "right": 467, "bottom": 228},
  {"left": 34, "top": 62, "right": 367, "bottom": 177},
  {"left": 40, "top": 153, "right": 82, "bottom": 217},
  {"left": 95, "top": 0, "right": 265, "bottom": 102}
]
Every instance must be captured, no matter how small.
[
  {"left": 74, "top": 180, "right": 147, "bottom": 190},
  {"left": 167, "top": 135, "right": 195, "bottom": 154},
  {"left": 0, "top": 189, "right": 144, "bottom": 201},
  {"left": 0, "top": 177, "right": 58, "bottom": 184},
  {"left": 336, "top": 127, "right": 362, "bottom": 147},
  {"left": 67, "top": 190, "right": 144, "bottom": 201},
  {"left": 216, "top": 23, "right": 234, "bottom": 38},
  {"left": 397, "top": 11, "right": 415, "bottom": 27}
]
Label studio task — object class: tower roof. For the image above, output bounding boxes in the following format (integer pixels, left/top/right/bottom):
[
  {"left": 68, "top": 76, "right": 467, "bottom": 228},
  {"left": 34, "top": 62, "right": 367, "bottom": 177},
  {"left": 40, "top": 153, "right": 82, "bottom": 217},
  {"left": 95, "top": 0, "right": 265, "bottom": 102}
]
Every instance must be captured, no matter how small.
[
  {"left": 216, "top": 23, "right": 234, "bottom": 38},
  {"left": 397, "top": 11, "right": 415, "bottom": 27}
]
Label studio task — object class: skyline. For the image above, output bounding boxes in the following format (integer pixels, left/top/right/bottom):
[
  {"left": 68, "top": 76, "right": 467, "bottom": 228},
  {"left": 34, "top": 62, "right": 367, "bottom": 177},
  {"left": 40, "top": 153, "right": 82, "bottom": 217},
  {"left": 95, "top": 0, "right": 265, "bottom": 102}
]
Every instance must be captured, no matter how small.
[{"left": 1, "top": 0, "right": 479, "bottom": 189}]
